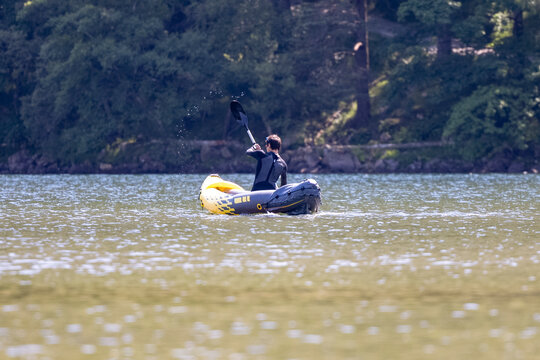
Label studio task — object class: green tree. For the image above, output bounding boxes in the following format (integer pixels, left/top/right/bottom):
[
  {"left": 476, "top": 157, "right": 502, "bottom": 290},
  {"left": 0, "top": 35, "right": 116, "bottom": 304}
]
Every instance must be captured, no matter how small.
[
  {"left": 443, "top": 84, "right": 539, "bottom": 160},
  {"left": 376, "top": 0, "right": 539, "bottom": 159},
  {"left": 442, "top": 0, "right": 540, "bottom": 160},
  {"left": 0, "top": 0, "right": 19, "bottom": 28},
  {"left": 286, "top": 0, "right": 375, "bottom": 144},
  {"left": 0, "top": 29, "right": 38, "bottom": 156},
  {"left": 398, "top": 0, "right": 462, "bottom": 60},
  {"left": 178, "top": 0, "right": 299, "bottom": 141},
  {"left": 1, "top": 0, "right": 538, "bottom": 169},
  {"left": 21, "top": 2, "right": 190, "bottom": 163},
  {"left": 0, "top": 1, "right": 30, "bottom": 157}
]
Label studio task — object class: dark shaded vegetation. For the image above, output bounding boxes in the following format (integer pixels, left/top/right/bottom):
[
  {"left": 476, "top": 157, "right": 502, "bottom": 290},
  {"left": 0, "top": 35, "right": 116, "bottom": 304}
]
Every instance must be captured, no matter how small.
[{"left": 1, "top": 0, "right": 538, "bottom": 173}]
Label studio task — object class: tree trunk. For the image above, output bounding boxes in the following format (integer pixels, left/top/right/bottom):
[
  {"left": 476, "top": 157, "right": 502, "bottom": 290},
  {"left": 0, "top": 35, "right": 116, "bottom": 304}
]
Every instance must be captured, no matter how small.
[
  {"left": 272, "top": 0, "right": 291, "bottom": 11},
  {"left": 437, "top": 24, "right": 452, "bottom": 60},
  {"left": 511, "top": 9, "right": 526, "bottom": 77},
  {"left": 513, "top": 9, "right": 524, "bottom": 38},
  {"left": 351, "top": 0, "right": 373, "bottom": 138}
]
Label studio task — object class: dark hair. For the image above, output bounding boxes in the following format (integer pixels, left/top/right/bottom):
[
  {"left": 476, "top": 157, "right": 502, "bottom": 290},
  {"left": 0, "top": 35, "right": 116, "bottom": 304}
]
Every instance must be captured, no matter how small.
[{"left": 265, "top": 134, "right": 281, "bottom": 150}]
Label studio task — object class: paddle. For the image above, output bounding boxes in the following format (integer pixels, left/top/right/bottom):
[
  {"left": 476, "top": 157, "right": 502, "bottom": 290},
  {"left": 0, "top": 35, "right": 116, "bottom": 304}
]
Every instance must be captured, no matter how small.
[{"left": 230, "top": 100, "right": 256, "bottom": 145}]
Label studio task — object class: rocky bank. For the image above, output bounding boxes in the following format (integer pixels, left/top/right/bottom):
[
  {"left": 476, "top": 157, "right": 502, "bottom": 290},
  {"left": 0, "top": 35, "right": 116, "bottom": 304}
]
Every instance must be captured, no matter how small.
[{"left": 1, "top": 140, "right": 538, "bottom": 174}]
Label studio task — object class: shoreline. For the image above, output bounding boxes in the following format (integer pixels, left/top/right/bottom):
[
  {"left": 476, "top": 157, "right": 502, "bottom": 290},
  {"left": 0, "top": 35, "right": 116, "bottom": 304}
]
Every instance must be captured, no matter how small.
[{"left": 2, "top": 140, "right": 538, "bottom": 175}]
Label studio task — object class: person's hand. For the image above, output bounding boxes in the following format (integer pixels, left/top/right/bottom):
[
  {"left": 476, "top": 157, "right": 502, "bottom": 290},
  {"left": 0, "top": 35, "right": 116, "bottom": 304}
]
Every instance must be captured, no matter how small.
[{"left": 253, "top": 144, "right": 261, "bottom": 151}]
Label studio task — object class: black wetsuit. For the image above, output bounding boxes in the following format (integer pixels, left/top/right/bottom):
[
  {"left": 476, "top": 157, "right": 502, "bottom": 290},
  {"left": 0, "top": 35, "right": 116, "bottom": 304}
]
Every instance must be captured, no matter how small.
[{"left": 246, "top": 146, "right": 287, "bottom": 191}]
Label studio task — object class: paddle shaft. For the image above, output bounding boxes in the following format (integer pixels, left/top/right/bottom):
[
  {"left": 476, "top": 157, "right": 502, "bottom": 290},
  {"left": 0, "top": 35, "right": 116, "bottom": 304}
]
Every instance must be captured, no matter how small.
[{"left": 246, "top": 129, "right": 256, "bottom": 144}]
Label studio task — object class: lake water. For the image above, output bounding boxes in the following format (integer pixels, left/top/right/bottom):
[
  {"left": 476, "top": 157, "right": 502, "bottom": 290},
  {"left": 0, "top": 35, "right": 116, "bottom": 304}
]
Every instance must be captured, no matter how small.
[{"left": 1, "top": 174, "right": 539, "bottom": 359}]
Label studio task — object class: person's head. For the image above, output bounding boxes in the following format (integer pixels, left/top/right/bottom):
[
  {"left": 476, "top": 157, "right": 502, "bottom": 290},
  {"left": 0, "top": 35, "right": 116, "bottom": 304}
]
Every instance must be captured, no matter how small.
[{"left": 265, "top": 134, "right": 281, "bottom": 151}]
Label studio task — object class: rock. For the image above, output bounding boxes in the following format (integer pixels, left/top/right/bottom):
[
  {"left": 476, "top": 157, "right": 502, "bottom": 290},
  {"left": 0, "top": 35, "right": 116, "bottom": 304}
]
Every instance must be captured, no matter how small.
[
  {"left": 321, "top": 146, "right": 359, "bottom": 172},
  {"left": 2, "top": 141, "right": 538, "bottom": 174},
  {"left": 69, "top": 161, "right": 94, "bottom": 174},
  {"left": 423, "top": 159, "right": 474, "bottom": 173},
  {"left": 142, "top": 161, "right": 166, "bottom": 173},
  {"left": 456, "top": 160, "right": 474, "bottom": 173},
  {"left": 137, "top": 154, "right": 166, "bottom": 173},
  {"left": 372, "top": 159, "right": 399, "bottom": 173},
  {"left": 34, "top": 155, "right": 59, "bottom": 173},
  {"left": 99, "top": 163, "right": 113, "bottom": 171},
  {"left": 200, "top": 144, "right": 213, "bottom": 163},
  {"left": 425, "top": 159, "right": 454, "bottom": 173},
  {"left": 8, "top": 150, "right": 32, "bottom": 173},
  {"left": 386, "top": 159, "right": 400, "bottom": 172},
  {"left": 221, "top": 147, "right": 233, "bottom": 159},
  {"left": 285, "top": 146, "right": 321, "bottom": 173},
  {"left": 357, "top": 161, "right": 374, "bottom": 173},
  {"left": 507, "top": 161, "right": 525, "bottom": 173},
  {"left": 373, "top": 159, "right": 386, "bottom": 172},
  {"left": 424, "top": 159, "right": 441, "bottom": 172},
  {"left": 483, "top": 159, "right": 506, "bottom": 172},
  {"left": 483, "top": 152, "right": 512, "bottom": 172},
  {"left": 406, "top": 160, "right": 423, "bottom": 173}
]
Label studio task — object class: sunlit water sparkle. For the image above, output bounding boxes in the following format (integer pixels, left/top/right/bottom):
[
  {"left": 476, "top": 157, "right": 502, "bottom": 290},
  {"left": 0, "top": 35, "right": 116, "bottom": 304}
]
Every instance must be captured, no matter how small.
[{"left": 0, "top": 174, "right": 539, "bottom": 359}]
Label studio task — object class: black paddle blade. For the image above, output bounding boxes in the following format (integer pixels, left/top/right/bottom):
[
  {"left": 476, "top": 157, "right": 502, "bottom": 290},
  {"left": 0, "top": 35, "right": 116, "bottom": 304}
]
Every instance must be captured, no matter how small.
[{"left": 230, "top": 100, "right": 249, "bottom": 128}]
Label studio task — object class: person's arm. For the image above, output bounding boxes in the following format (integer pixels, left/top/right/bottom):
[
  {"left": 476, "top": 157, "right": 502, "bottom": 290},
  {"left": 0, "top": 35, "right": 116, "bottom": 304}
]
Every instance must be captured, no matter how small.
[
  {"left": 280, "top": 165, "right": 287, "bottom": 186},
  {"left": 246, "top": 144, "right": 265, "bottom": 159}
]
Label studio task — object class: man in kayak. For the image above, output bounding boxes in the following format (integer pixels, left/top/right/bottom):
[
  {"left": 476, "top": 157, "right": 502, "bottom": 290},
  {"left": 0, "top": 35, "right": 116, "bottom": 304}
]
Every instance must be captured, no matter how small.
[{"left": 246, "top": 134, "right": 288, "bottom": 191}]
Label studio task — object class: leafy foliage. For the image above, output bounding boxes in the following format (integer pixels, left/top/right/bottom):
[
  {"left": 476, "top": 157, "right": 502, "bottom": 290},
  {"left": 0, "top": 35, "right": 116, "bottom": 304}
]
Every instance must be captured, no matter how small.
[
  {"left": 0, "top": 0, "right": 538, "bottom": 166},
  {"left": 20, "top": 2, "right": 190, "bottom": 163},
  {"left": 0, "top": 28, "right": 38, "bottom": 156},
  {"left": 444, "top": 84, "right": 540, "bottom": 160},
  {"left": 398, "top": 0, "right": 461, "bottom": 27}
]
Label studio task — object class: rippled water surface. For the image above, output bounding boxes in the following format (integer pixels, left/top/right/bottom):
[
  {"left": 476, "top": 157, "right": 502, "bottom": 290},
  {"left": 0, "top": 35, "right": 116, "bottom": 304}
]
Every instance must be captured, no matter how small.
[{"left": 1, "top": 174, "right": 539, "bottom": 359}]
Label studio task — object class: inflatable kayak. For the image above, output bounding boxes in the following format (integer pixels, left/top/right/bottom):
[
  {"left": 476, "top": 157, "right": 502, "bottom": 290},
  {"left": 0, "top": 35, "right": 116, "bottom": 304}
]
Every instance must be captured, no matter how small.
[{"left": 199, "top": 174, "right": 321, "bottom": 215}]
